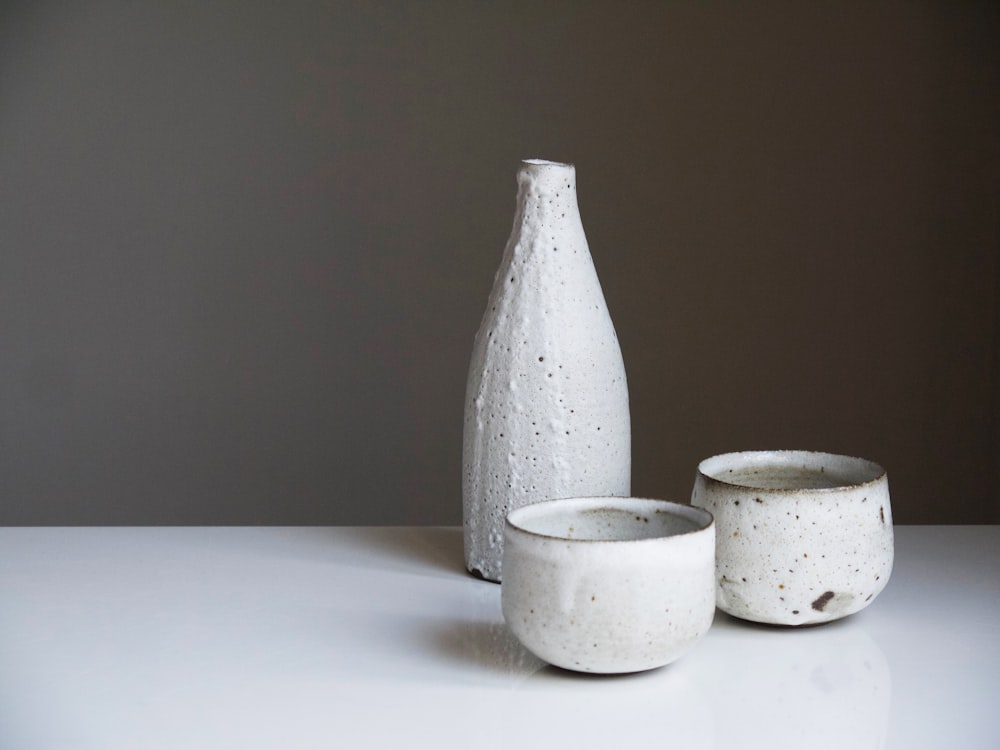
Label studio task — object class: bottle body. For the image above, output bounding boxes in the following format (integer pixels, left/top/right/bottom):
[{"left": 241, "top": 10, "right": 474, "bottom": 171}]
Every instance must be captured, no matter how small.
[{"left": 462, "top": 159, "right": 631, "bottom": 582}]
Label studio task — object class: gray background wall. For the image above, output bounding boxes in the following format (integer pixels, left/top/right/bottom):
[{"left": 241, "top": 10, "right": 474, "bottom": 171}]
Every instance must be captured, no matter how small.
[{"left": 1, "top": 1, "right": 997, "bottom": 525}]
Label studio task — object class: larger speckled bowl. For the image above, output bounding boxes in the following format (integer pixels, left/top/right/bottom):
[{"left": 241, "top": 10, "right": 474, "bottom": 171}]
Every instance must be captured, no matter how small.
[
  {"left": 501, "top": 497, "right": 715, "bottom": 673},
  {"left": 691, "top": 450, "right": 893, "bottom": 626}
]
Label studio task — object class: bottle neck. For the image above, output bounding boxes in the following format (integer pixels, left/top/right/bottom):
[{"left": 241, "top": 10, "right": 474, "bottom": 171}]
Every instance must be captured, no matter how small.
[{"left": 514, "top": 160, "right": 580, "bottom": 232}]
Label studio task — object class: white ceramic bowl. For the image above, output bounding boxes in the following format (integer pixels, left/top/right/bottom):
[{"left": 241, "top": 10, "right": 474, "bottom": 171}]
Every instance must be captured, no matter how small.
[
  {"left": 501, "top": 497, "right": 715, "bottom": 674},
  {"left": 691, "top": 450, "right": 893, "bottom": 626}
]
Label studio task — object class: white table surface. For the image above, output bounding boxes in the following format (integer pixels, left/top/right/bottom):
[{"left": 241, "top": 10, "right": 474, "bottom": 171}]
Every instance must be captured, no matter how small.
[{"left": 1, "top": 525, "right": 997, "bottom": 750}]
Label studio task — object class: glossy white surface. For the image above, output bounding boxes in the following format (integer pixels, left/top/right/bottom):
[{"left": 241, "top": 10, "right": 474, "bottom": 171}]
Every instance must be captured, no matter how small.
[{"left": 1, "top": 525, "right": 996, "bottom": 749}]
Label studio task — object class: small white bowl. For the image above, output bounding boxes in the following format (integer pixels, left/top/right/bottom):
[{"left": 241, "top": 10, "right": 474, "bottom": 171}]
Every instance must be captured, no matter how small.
[
  {"left": 691, "top": 450, "right": 893, "bottom": 626},
  {"left": 501, "top": 497, "right": 715, "bottom": 674}
]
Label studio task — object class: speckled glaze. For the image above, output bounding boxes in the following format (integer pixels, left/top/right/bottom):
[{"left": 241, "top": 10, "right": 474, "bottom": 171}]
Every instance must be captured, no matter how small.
[
  {"left": 691, "top": 450, "right": 893, "bottom": 626},
  {"left": 501, "top": 497, "right": 715, "bottom": 673},
  {"left": 462, "top": 160, "right": 630, "bottom": 582}
]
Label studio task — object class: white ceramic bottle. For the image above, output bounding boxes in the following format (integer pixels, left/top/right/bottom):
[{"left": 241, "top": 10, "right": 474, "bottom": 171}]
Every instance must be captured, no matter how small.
[{"left": 462, "top": 159, "right": 631, "bottom": 582}]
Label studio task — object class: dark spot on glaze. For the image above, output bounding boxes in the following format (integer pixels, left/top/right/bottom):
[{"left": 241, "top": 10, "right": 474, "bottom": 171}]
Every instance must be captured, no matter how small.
[
  {"left": 880, "top": 506, "right": 886, "bottom": 524},
  {"left": 755, "top": 497, "right": 763, "bottom": 504},
  {"left": 792, "top": 610, "right": 800, "bottom": 615},
  {"left": 812, "top": 591, "right": 835, "bottom": 611}
]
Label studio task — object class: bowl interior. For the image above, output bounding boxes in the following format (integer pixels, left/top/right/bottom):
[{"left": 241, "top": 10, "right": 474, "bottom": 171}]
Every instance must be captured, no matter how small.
[
  {"left": 507, "top": 497, "right": 710, "bottom": 542},
  {"left": 699, "top": 451, "right": 884, "bottom": 491}
]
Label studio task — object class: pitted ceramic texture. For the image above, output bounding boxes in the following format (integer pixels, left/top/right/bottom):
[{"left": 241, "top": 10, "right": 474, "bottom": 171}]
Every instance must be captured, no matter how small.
[
  {"left": 691, "top": 450, "right": 893, "bottom": 626},
  {"left": 462, "top": 160, "right": 630, "bottom": 582},
  {"left": 501, "top": 497, "right": 715, "bottom": 674}
]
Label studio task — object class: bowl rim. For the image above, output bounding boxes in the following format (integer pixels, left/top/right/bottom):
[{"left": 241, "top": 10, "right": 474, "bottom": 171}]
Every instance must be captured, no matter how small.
[
  {"left": 505, "top": 496, "right": 713, "bottom": 544},
  {"left": 697, "top": 449, "right": 887, "bottom": 493}
]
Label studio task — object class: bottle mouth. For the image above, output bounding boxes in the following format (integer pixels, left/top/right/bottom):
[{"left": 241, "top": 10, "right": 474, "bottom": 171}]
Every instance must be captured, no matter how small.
[{"left": 522, "top": 158, "right": 573, "bottom": 168}]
